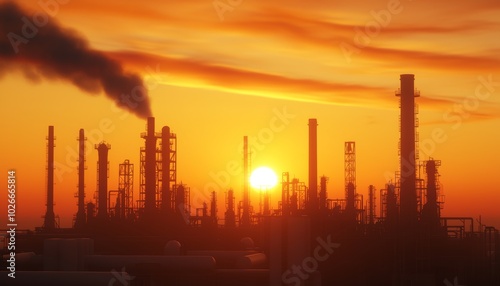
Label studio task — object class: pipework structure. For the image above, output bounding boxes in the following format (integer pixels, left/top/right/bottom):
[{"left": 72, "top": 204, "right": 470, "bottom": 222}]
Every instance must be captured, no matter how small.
[
  {"left": 118, "top": 160, "right": 134, "bottom": 218},
  {"left": 139, "top": 117, "right": 177, "bottom": 219},
  {"left": 160, "top": 126, "right": 177, "bottom": 213}
]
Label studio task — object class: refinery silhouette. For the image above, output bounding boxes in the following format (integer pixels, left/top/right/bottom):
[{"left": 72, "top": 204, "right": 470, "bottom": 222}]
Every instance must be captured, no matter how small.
[{"left": 1, "top": 74, "right": 499, "bottom": 286}]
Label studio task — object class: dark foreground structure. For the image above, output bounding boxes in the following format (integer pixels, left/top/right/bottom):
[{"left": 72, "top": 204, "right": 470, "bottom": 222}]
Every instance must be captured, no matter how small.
[{"left": 1, "top": 75, "right": 499, "bottom": 286}]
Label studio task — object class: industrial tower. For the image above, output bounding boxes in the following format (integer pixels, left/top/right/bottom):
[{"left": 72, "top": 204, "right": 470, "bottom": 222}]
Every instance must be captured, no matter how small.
[
  {"left": 396, "top": 74, "right": 420, "bottom": 226},
  {"left": 43, "top": 126, "right": 57, "bottom": 230},
  {"left": 74, "top": 129, "right": 87, "bottom": 229}
]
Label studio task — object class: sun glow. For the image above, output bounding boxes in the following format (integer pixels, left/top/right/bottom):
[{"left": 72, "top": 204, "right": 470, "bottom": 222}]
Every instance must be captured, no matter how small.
[{"left": 250, "top": 166, "right": 278, "bottom": 190}]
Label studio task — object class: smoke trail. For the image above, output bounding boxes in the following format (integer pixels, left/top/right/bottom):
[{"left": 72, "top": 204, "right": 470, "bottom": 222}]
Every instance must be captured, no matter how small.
[{"left": 0, "top": 2, "right": 152, "bottom": 118}]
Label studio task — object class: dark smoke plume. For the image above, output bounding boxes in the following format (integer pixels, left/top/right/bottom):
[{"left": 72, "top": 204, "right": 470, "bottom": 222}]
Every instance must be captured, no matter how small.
[{"left": 0, "top": 2, "right": 152, "bottom": 118}]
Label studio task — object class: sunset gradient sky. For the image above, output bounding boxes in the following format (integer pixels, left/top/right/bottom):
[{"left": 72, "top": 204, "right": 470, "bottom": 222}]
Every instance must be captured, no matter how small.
[{"left": 1, "top": 0, "right": 499, "bottom": 230}]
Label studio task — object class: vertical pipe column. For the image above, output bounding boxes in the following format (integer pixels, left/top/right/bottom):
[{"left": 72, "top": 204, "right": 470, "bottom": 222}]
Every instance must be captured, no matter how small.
[
  {"left": 368, "top": 185, "right": 375, "bottom": 225},
  {"left": 44, "top": 126, "right": 56, "bottom": 230},
  {"left": 308, "top": 118, "right": 318, "bottom": 212},
  {"left": 145, "top": 117, "right": 157, "bottom": 214},
  {"left": 319, "top": 176, "right": 327, "bottom": 211},
  {"left": 398, "top": 74, "right": 418, "bottom": 226},
  {"left": 161, "top": 126, "right": 171, "bottom": 212},
  {"left": 75, "top": 129, "right": 86, "bottom": 228},
  {"left": 241, "top": 136, "right": 250, "bottom": 226},
  {"left": 96, "top": 143, "right": 110, "bottom": 220}
]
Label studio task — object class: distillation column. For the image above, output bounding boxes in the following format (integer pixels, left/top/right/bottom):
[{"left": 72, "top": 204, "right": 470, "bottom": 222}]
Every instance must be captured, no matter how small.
[
  {"left": 43, "top": 126, "right": 56, "bottom": 230},
  {"left": 144, "top": 117, "right": 157, "bottom": 216},
  {"left": 241, "top": 136, "right": 251, "bottom": 227},
  {"left": 308, "top": 118, "right": 318, "bottom": 212},
  {"left": 96, "top": 142, "right": 111, "bottom": 220},
  {"left": 397, "top": 74, "right": 419, "bottom": 226},
  {"left": 75, "top": 129, "right": 86, "bottom": 228}
]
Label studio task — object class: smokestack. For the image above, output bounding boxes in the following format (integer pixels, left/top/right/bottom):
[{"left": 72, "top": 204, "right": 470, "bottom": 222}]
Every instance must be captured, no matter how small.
[
  {"left": 43, "top": 126, "right": 56, "bottom": 230},
  {"left": 144, "top": 117, "right": 157, "bottom": 215},
  {"left": 96, "top": 142, "right": 110, "bottom": 220},
  {"left": 0, "top": 2, "right": 152, "bottom": 118},
  {"left": 241, "top": 136, "right": 250, "bottom": 227},
  {"left": 308, "top": 118, "right": 318, "bottom": 212},
  {"left": 75, "top": 129, "right": 86, "bottom": 229},
  {"left": 161, "top": 126, "right": 171, "bottom": 213},
  {"left": 397, "top": 74, "right": 418, "bottom": 226}
]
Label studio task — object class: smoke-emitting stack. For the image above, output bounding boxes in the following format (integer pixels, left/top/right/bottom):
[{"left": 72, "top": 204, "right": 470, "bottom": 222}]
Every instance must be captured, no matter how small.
[{"left": 144, "top": 117, "right": 157, "bottom": 216}]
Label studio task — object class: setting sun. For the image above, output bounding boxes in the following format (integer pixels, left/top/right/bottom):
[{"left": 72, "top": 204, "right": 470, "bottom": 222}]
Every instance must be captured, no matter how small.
[{"left": 250, "top": 166, "right": 278, "bottom": 190}]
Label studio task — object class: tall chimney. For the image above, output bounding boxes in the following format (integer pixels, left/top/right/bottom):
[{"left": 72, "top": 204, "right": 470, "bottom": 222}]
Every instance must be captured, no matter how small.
[
  {"left": 308, "top": 118, "right": 318, "bottom": 212},
  {"left": 397, "top": 74, "right": 418, "bottom": 226},
  {"left": 241, "top": 136, "right": 250, "bottom": 227},
  {"left": 75, "top": 129, "right": 86, "bottom": 228},
  {"left": 96, "top": 142, "right": 110, "bottom": 220},
  {"left": 43, "top": 126, "right": 56, "bottom": 230},
  {"left": 161, "top": 126, "right": 171, "bottom": 212},
  {"left": 145, "top": 117, "right": 157, "bottom": 215}
]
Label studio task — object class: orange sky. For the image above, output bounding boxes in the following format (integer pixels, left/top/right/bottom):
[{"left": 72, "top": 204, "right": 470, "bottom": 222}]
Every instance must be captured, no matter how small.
[{"left": 1, "top": 0, "right": 499, "bottom": 230}]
